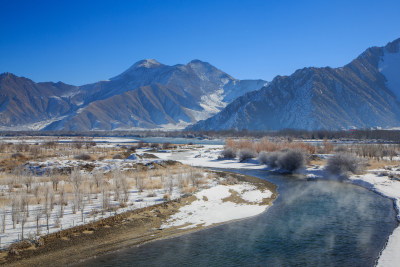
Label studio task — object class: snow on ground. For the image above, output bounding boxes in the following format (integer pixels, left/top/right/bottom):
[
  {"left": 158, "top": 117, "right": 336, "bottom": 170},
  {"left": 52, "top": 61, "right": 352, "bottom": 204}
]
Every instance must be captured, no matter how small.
[
  {"left": 0, "top": 183, "right": 181, "bottom": 249},
  {"left": 154, "top": 144, "right": 400, "bottom": 265},
  {"left": 348, "top": 169, "right": 400, "bottom": 267},
  {"left": 152, "top": 145, "right": 266, "bottom": 170},
  {"left": 161, "top": 183, "right": 272, "bottom": 229}
]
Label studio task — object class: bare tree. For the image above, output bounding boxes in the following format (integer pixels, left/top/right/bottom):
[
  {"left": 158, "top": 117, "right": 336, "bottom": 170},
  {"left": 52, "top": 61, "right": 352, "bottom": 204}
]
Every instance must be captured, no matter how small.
[
  {"left": 135, "top": 172, "right": 143, "bottom": 193},
  {"left": 93, "top": 171, "right": 104, "bottom": 189},
  {"left": 22, "top": 167, "right": 34, "bottom": 193},
  {"left": 50, "top": 174, "right": 60, "bottom": 192},
  {"left": 33, "top": 184, "right": 42, "bottom": 204},
  {"left": 35, "top": 208, "right": 42, "bottom": 237},
  {"left": 11, "top": 194, "right": 20, "bottom": 229},
  {"left": 49, "top": 189, "right": 55, "bottom": 211},
  {"left": 20, "top": 210, "right": 27, "bottom": 240},
  {"left": 113, "top": 170, "right": 122, "bottom": 203},
  {"left": 101, "top": 182, "right": 110, "bottom": 215},
  {"left": 69, "top": 168, "right": 83, "bottom": 214},
  {"left": 0, "top": 209, "right": 6, "bottom": 233},
  {"left": 21, "top": 192, "right": 30, "bottom": 218},
  {"left": 42, "top": 191, "right": 50, "bottom": 232},
  {"left": 6, "top": 177, "right": 15, "bottom": 193},
  {"left": 59, "top": 186, "right": 65, "bottom": 218}
]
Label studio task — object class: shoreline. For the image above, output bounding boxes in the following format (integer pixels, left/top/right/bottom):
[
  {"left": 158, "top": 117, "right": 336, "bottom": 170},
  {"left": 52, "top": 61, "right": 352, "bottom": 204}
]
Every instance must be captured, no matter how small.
[{"left": 1, "top": 170, "right": 277, "bottom": 267}]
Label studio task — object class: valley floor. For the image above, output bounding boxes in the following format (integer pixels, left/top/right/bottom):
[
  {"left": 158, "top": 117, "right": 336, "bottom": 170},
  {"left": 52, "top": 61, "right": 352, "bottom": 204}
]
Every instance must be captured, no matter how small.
[
  {"left": 1, "top": 138, "right": 399, "bottom": 266},
  {"left": 0, "top": 167, "right": 276, "bottom": 266},
  {"left": 151, "top": 144, "right": 400, "bottom": 267}
]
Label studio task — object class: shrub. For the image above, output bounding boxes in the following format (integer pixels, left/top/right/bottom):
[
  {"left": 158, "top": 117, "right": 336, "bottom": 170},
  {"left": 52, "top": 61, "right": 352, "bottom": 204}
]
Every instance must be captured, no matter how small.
[
  {"left": 258, "top": 151, "right": 280, "bottom": 168},
  {"left": 112, "top": 154, "right": 124, "bottom": 159},
  {"left": 162, "top": 142, "right": 171, "bottom": 150},
  {"left": 128, "top": 146, "right": 136, "bottom": 153},
  {"left": 238, "top": 148, "right": 257, "bottom": 162},
  {"left": 326, "top": 152, "right": 366, "bottom": 177},
  {"left": 150, "top": 143, "right": 160, "bottom": 150},
  {"left": 277, "top": 149, "right": 307, "bottom": 172},
  {"left": 11, "top": 153, "right": 25, "bottom": 159},
  {"left": 220, "top": 147, "right": 237, "bottom": 159},
  {"left": 74, "top": 154, "right": 91, "bottom": 160},
  {"left": 334, "top": 145, "right": 348, "bottom": 153},
  {"left": 259, "top": 149, "right": 306, "bottom": 172}
]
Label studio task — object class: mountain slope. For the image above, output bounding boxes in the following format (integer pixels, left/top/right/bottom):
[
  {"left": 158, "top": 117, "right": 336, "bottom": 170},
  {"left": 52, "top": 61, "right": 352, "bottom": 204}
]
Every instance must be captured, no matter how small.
[
  {"left": 190, "top": 38, "right": 400, "bottom": 131},
  {"left": 44, "top": 59, "right": 267, "bottom": 130},
  {"left": 0, "top": 73, "right": 78, "bottom": 129}
]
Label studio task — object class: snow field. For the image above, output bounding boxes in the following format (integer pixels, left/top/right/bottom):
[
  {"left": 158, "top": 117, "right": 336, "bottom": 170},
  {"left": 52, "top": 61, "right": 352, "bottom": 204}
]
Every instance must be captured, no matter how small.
[
  {"left": 161, "top": 183, "right": 272, "bottom": 229},
  {"left": 0, "top": 159, "right": 211, "bottom": 249}
]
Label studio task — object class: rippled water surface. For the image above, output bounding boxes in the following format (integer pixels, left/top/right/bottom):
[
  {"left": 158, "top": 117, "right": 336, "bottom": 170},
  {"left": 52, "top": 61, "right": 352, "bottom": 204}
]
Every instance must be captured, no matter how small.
[{"left": 82, "top": 169, "right": 398, "bottom": 267}]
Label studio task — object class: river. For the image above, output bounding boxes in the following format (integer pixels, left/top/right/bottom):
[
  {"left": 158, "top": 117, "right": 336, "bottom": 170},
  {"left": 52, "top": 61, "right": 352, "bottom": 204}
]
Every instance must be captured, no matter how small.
[{"left": 81, "top": 169, "right": 397, "bottom": 266}]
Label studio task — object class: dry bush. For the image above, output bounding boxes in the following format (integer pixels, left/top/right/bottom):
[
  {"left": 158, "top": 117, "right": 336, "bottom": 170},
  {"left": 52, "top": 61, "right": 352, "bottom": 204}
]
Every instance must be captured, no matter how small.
[
  {"left": 258, "top": 151, "right": 280, "bottom": 168},
  {"left": 74, "top": 154, "right": 92, "bottom": 160},
  {"left": 277, "top": 149, "right": 307, "bottom": 172},
  {"left": 11, "top": 153, "right": 25, "bottom": 159},
  {"left": 326, "top": 152, "right": 366, "bottom": 177},
  {"left": 182, "top": 186, "right": 196, "bottom": 194},
  {"left": 238, "top": 148, "right": 257, "bottom": 162},
  {"left": 220, "top": 147, "right": 237, "bottom": 159},
  {"left": 226, "top": 137, "right": 315, "bottom": 154},
  {"left": 112, "top": 154, "right": 124, "bottom": 159},
  {"left": 258, "top": 149, "right": 307, "bottom": 172}
]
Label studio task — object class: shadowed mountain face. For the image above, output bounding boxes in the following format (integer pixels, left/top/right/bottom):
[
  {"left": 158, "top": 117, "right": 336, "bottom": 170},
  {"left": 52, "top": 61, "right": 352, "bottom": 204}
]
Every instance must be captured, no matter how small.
[
  {"left": 0, "top": 73, "right": 78, "bottom": 129},
  {"left": 190, "top": 38, "right": 400, "bottom": 131},
  {"left": 0, "top": 60, "right": 266, "bottom": 130}
]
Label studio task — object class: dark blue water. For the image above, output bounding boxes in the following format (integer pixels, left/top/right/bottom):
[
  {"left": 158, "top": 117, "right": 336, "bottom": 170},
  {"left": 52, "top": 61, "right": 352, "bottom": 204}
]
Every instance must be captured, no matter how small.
[{"left": 82, "top": 169, "right": 398, "bottom": 267}]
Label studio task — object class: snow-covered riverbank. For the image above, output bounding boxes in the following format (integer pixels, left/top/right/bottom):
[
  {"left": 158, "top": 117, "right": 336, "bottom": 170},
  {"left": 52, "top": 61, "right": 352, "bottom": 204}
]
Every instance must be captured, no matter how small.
[
  {"left": 153, "top": 144, "right": 400, "bottom": 267},
  {"left": 161, "top": 183, "right": 273, "bottom": 230},
  {"left": 349, "top": 170, "right": 400, "bottom": 267}
]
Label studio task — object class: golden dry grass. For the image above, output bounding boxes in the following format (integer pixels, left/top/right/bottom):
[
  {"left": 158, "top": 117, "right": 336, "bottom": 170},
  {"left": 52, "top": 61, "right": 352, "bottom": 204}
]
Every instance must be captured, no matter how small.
[
  {"left": 366, "top": 159, "right": 400, "bottom": 170},
  {"left": 225, "top": 137, "right": 316, "bottom": 154}
]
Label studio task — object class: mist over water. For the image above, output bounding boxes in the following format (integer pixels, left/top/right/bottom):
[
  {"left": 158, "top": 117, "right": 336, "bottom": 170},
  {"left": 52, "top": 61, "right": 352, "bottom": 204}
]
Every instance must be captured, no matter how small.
[{"left": 81, "top": 169, "right": 397, "bottom": 267}]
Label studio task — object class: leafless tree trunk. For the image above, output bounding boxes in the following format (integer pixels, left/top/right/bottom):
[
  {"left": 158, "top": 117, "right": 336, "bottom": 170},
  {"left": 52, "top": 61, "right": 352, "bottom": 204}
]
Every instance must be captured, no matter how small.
[
  {"left": 121, "top": 175, "right": 129, "bottom": 203},
  {"left": 21, "top": 193, "right": 30, "bottom": 218},
  {"left": 101, "top": 183, "right": 110, "bottom": 215},
  {"left": 6, "top": 178, "right": 15, "bottom": 193},
  {"left": 35, "top": 208, "right": 42, "bottom": 236},
  {"left": 59, "top": 186, "right": 65, "bottom": 218},
  {"left": 69, "top": 168, "right": 83, "bottom": 214},
  {"left": 113, "top": 170, "right": 122, "bottom": 202},
  {"left": 20, "top": 211, "right": 27, "bottom": 240},
  {"left": 0, "top": 210, "right": 5, "bottom": 233},
  {"left": 33, "top": 184, "right": 41, "bottom": 204},
  {"left": 50, "top": 174, "right": 60, "bottom": 192},
  {"left": 49, "top": 188, "right": 55, "bottom": 211},
  {"left": 22, "top": 168, "right": 34, "bottom": 193},
  {"left": 81, "top": 199, "right": 85, "bottom": 222},
  {"left": 93, "top": 171, "right": 104, "bottom": 189},
  {"left": 135, "top": 172, "right": 143, "bottom": 193},
  {"left": 11, "top": 194, "right": 20, "bottom": 229}
]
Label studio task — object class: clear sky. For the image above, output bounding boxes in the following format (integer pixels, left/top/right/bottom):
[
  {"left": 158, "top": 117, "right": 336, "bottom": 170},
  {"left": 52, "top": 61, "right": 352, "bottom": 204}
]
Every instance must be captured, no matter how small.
[{"left": 1, "top": 0, "right": 399, "bottom": 85}]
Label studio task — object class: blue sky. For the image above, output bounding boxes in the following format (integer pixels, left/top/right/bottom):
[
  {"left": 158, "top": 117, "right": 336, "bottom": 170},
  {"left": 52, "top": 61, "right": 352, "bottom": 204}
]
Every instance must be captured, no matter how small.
[{"left": 0, "top": 0, "right": 399, "bottom": 85}]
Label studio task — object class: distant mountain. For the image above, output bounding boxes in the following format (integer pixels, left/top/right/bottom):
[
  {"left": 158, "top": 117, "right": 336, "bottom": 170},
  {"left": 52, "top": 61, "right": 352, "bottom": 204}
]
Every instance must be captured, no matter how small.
[
  {"left": 0, "top": 60, "right": 267, "bottom": 130},
  {"left": 0, "top": 73, "right": 79, "bottom": 130},
  {"left": 190, "top": 38, "right": 400, "bottom": 131}
]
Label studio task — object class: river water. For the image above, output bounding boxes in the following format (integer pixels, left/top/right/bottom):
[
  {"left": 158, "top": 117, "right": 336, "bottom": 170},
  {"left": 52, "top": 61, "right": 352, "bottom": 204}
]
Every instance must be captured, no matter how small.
[{"left": 82, "top": 169, "right": 398, "bottom": 267}]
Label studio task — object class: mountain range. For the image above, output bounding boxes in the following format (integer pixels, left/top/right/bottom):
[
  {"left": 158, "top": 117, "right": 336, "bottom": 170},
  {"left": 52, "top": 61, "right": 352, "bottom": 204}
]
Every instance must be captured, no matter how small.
[
  {"left": 1, "top": 38, "right": 399, "bottom": 131},
  {"left": 190, "top": 38, "right": 400, "bottom": 131},
  {"left": 0, "top": 60, "right": 266, "bottom": 130}
]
